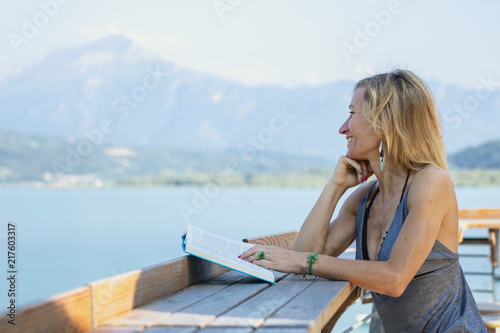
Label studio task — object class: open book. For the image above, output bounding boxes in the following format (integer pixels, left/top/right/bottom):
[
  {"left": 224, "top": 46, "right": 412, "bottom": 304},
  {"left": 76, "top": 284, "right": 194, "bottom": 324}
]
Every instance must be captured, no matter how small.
[{"left": 182, "top": 224, "right": 275, "bottom": 284}]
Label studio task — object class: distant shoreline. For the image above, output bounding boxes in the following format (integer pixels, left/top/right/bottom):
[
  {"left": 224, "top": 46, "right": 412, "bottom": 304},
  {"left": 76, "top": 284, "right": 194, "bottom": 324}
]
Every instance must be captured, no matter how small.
[{"left": 2, "top": 169, "right": 500, "bottom": 189}]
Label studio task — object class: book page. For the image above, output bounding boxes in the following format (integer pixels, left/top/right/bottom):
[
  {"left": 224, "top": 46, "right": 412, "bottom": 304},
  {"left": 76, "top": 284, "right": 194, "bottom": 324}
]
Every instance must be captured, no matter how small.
[{"left": 185, "top": 224, "right": 271, "bottom": 274}]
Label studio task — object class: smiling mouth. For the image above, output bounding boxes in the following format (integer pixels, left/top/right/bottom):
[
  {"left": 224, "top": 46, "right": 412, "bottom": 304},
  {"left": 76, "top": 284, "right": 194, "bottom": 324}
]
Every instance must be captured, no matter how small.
[{"left": 347, "top": 137, "right": 353, "bottom": 144}]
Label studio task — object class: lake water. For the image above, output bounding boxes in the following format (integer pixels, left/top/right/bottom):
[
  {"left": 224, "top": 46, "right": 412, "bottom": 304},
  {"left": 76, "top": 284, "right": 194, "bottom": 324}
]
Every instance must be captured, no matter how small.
[{"left": 1, "top": 186, "right": 499, "bottom": 332}]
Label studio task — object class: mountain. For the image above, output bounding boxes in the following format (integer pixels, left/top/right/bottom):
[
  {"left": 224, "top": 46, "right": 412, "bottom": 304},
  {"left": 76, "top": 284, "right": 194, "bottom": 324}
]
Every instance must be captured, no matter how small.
[
  {"left": 1, "top": 130, "right": 498, "bottom": 187},
  {"left": 0, "top": 34, "right": 499, "bottom": 159},
  {"left": 0, "top": 130, "right": 332, "bottom": 184},
  {"left": 448, "top": 139, "right": 500, "bottom": 169}
]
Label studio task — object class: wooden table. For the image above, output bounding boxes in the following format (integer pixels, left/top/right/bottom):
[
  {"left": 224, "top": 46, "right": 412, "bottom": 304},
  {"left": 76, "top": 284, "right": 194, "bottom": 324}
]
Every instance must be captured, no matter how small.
[
  {"left": 4, "top": 231, "right": 360, "bottom": 333},
  {"left": 458, "top": 209, "right": 500, "bottom": 332},
  {"left": 85, "top": 270, "right": 360, "bottom": 333},
  {"left": 82, "top": 230, "right": 360, "bottom": 333},
  {"left": 458, "top": 209, "right": 500, "bottom": 267}
]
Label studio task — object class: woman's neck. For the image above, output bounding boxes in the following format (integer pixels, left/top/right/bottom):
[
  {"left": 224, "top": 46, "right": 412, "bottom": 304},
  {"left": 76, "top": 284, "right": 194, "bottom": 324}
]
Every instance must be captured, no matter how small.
[{"left": 368, "top": 157, "right": 410, "bottom": 203}]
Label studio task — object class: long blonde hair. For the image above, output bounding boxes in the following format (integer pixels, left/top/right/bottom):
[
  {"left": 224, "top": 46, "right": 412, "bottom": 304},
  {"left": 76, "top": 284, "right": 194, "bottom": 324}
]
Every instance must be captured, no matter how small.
[{"left": 355, "top": 69, "right": 448, "bottom": 171}]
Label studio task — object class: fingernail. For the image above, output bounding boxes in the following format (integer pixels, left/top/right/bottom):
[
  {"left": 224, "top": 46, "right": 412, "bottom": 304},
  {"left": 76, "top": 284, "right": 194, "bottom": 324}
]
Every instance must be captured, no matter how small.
[
  {"left": 238, "top": 255, "right": 241, "bottom": 258},
  {"left": 364, "top": 176, "right": 368, "bottom": 181},
  {"left": 360, "top": 168, "right": 364, "bottom": 172},
  {"left": 250, "top": 261, "right": 253, "bottom": 263}
]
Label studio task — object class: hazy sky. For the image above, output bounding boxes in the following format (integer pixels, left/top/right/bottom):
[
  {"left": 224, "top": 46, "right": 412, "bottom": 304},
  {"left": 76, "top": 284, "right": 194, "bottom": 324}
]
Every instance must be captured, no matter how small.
[{"left": 1, "top": 0, "right": 499, "bottom": 88}]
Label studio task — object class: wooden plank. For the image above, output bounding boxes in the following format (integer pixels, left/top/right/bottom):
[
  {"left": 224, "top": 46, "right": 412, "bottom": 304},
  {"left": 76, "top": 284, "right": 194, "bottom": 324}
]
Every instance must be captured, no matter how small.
[
  {"left": 84, "top": 327, "right": 143, "bottom": 333},
  {"left": 207, "top": 271, "right": 251, "bottom": 283},
  {"left": 209, "top": 274, "right": 312, "bottom": 328},
  {"left": 459, "top": 208, "right": 500, "bottom": 219},
  {"left": 197, "top": 327, "right": 254, "bottom": 333},
  {"left": 254, "top": 328, "right": 307, "bottom": 333},
  {"left": 261, "top": 278, "right": 358, "bottom": 333},
  {"left": 490, "top": 229, "right": 499, "bottom": 267},
  {"left": 458, "top": 219, "right": 500, "bottom": 243},
  {"left": 244, "top": 230, "right": 299, "bottom": 250},
  {"left": 153, "top": 276, "right": 271, "bottom": 327},
  {"left": 141, "top": 328, "right": 198, "bottom": 333},
  {"left": 458, "top": 209, "right": 500, "bottom": 243},
  {"left": 101, "top": 272, "right": 247, "bottom": 327},
  {"left": 478, "top": 302, "right": 500, "bottom": 315},
  {"left": 0, "top": 286, "right": 92, "bottom": 333},
  {"left": 90, "top": 256, "right": 228, "bottom": 327},
  {"left": 459, "top": 219, "right": 500, "bottom": 229},
  {"left": 482, "top": 314, "right": 500, "bottom": 330},
  {"left": 320, "top": 287, "right": 361, "bottom": 333}
]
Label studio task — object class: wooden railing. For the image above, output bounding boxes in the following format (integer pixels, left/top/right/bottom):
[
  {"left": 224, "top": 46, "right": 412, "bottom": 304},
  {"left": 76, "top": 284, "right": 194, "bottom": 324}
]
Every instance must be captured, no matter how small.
[{"left": 0, "top": 257, "right": 228, "bottom": 332}]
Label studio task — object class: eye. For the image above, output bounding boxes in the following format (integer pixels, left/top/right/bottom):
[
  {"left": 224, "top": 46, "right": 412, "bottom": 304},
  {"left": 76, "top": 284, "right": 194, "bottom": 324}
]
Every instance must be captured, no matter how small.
[{"left": 349, "top": 110, "right": 355, "bottom": 115}]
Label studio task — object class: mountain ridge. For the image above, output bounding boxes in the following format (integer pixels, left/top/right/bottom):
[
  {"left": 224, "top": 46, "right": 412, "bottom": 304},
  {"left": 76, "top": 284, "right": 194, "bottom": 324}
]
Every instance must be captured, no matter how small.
[
  {"left": 0, "top": 130, "right": 499, "bottom": 187},
  {"left": 448, "top": 139, "right": 500, "bottom": 169},
  {"left": 0, "top": 34, "right": 499, "bottom": 159},
  {"left": 0, "top": 130, "right": 333, "bottom": 184}
]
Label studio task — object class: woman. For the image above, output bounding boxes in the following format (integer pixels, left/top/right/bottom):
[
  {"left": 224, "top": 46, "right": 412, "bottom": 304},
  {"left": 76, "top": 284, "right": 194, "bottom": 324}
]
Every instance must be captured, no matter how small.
[{"left": 240, "top": 69, "right": 485, "bottom": 332}]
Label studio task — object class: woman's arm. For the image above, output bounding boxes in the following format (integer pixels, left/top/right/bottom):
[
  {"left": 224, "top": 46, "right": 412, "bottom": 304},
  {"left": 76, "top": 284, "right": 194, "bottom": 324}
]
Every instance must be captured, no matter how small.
[
  {"left": 314, "top": 167, "right": 455, "bottom": 296},
  {"left": 243, "top": 166, "right": 455, "bottom": 297},
  {"left": 292, "top": 156, "right": 372, "bottom": 254},
  {"left": 291, "top": 182, "right": 346, "bottom": 254}
]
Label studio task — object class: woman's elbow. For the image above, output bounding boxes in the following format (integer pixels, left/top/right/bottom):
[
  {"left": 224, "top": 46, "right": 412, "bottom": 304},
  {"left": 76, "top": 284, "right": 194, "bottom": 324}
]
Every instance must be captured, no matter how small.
[
  {"left": 381, "top": 272, "right": 409, "bottom": 298},
  {"left": 384, "top": 285, "right": 406, "bottom": 298}
]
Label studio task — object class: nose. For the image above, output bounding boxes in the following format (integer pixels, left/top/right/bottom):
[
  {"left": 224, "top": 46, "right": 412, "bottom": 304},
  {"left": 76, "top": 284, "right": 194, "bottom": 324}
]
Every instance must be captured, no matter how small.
[{"left": 338, "top": 116, "right": 349, "bottom": 135}]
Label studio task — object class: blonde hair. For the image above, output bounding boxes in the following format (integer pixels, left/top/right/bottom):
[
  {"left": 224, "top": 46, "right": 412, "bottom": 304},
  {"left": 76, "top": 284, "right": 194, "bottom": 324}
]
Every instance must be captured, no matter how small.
[{"left": 355, "top": 69, "right": 448, "bottom": 171}]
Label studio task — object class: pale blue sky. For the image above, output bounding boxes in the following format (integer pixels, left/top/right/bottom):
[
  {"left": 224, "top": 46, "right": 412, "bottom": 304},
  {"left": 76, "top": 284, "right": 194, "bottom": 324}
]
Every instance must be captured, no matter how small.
[{"left": 1, "top": 0, "right": 499, "bottom": 88}]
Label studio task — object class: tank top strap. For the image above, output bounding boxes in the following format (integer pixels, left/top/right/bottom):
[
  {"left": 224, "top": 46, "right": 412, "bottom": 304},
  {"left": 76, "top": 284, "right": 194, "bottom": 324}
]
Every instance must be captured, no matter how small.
[
  {"left": 361, "top": 169, "right": 411, "bottom": 261},
  {"left": 361, "top": 181, "right": 379, "bottom": 260}
]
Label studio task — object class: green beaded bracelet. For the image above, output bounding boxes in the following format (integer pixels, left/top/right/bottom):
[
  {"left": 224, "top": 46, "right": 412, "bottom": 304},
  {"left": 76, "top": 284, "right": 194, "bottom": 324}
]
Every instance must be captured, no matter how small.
[{"left": 307, "top": 252, "right": 318, "bottom": 275}]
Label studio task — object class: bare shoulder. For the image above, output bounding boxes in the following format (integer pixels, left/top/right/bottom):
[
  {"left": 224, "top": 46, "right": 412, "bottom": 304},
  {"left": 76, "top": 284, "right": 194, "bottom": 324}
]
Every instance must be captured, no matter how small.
[
  {"left": 406, "top": 165, "right": 459, "bottom": 251},
  {"left": 407, "top": 165, "right": 456, "bottom": 211}
]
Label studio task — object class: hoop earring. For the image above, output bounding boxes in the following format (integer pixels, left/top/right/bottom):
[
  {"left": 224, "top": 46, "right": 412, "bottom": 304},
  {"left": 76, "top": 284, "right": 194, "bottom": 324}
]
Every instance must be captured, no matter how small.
[{"left": 379, "top": 141, "right": 385, "bottom": 171}]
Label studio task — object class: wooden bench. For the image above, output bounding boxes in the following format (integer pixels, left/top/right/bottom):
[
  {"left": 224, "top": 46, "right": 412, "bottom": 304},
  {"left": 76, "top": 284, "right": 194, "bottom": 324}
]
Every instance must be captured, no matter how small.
[
  {"left": 459, "top": 209, "right": 500, "bottom": 332},
  {"left": 458, "top": 208, "right": 500, "bottom": 299},
  {"left": 458, "top": 208, "right": 500, "bottom": 268},
  {"left": 482, "top": 315, "right": 500, "bottom": 333},
  {"left": 477, "top": 303, "right": 500, "bottom": 332},
  {"left": 2, "top": 230, "right": 360, "bottom": 333},
  {"left": 478, "top": 303, "right": 500, "bottom": 315}
]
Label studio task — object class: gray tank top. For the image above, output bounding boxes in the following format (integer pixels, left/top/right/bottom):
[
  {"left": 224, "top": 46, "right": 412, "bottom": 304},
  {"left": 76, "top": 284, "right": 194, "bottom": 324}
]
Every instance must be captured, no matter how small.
[{"left": 355, "top": 180, "right": 485, "bottom": 332}]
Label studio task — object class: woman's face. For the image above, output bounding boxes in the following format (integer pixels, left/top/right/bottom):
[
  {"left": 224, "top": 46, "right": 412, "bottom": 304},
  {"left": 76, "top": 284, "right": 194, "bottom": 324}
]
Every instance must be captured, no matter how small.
[{"left": 338, "top": 87, "right": 379, "bottom": 160}]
